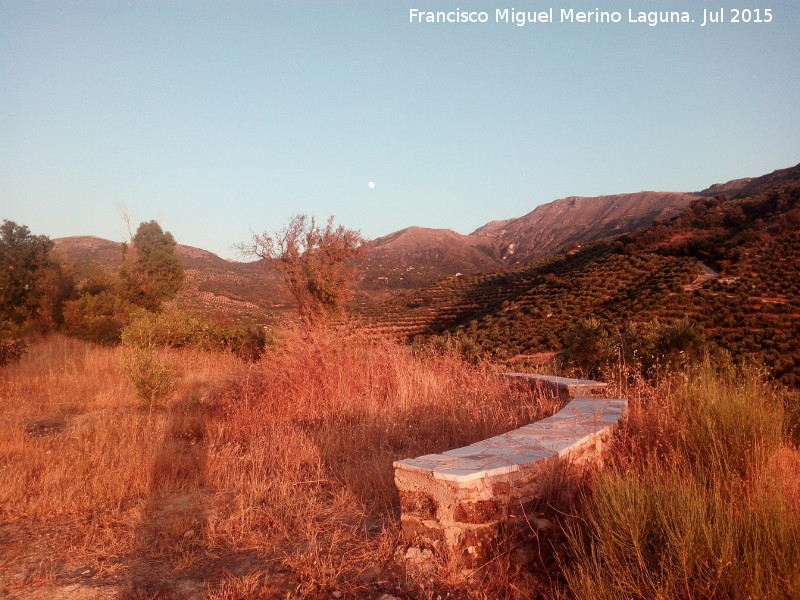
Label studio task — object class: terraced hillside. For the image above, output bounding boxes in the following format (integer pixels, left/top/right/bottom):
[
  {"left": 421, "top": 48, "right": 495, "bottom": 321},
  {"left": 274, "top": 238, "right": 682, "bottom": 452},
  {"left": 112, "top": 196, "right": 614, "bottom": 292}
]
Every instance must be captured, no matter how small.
[
  {"left": 357, "top": 247, "right": 698, "bottom": 349},
  {"left": 354, "top": 191, "right": 702, "bottom": 294},
  {"left": 358, "top": 166, "right": 800, "bottom": 387}
]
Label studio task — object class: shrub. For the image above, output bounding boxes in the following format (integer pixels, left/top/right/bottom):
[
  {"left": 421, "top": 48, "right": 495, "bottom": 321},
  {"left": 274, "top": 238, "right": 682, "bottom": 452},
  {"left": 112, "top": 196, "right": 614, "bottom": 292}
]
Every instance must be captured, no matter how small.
[
  {"left": 62, "top": 290, "right": 138, "bottom": 344},
  {"left": 562, "top": 365, "right": 799, "bottom": 600},
  {"left": 122, "top": 344, "right": 175, "bottom": 409},
  {"left": 121, "top": 307, "right": 269, "bottom": 360},
  {"left": 558, "top": 315, "right": 616, "bottom": 378},
  {"left": 0, "top": 320, "right": 27, "bottom": 366},
  {"left": 418, "top": 332, "right": 483, "bottom": 364},
  {"left": 622, "top": 318, "right": 705, "bottom": 381}
]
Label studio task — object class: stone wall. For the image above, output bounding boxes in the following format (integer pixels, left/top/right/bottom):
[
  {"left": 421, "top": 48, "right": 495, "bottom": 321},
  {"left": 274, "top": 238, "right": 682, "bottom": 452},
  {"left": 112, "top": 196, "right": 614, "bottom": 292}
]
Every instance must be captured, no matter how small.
[{"left": 393, "top": 375, "right": 625, "bottom": 564}]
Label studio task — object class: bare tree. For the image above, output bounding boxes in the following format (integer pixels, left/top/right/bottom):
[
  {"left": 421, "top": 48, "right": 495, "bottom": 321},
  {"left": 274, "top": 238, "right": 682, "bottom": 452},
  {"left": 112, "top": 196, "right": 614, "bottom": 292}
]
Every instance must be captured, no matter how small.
[{"left": 244, "top": 215, "right": 366, "bottom": 323}]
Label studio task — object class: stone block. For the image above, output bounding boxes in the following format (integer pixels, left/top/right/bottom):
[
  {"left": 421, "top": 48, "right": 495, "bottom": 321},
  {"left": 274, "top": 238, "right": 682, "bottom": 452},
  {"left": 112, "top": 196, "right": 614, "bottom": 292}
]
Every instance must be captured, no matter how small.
[
  {"left": 453, "top": 499, "right": 499, "bottom": 524},
  {"left": 400, "top": 516, "right": 444, "bottom": 547},
  {"left": 399, "top": 491, "right": 437, "bottom": 520},
  {"left": 492, "top": 481, "right": 510, "bottom": 495},
  {"left": 502, "top": 373, "right": 609, "bottom": 399}
]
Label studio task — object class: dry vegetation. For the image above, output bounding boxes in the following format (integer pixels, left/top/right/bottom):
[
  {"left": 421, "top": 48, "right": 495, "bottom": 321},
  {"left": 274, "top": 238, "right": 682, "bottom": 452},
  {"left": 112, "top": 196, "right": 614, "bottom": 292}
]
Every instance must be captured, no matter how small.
[
  {"left": 0, "top": 331, "right": 559, "bottom": 599},
  {"left": 2, "top": 332, "right": 799, "bottom": 599},
  {"left": 562, "top": 363, "right": 800, "bottom": 600}
]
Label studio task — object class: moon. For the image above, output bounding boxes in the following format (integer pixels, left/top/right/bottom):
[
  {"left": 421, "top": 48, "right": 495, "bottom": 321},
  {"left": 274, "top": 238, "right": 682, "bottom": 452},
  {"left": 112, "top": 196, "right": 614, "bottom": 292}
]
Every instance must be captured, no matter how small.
[{"left": 368, "top": 181, "right": 375, "bottom": 189}]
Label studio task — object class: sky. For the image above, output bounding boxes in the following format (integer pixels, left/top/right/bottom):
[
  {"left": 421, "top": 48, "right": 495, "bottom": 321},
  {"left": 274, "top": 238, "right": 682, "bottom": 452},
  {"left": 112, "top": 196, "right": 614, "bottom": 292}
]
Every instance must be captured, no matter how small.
[{"left": 2, "top": 1, "right": 799, "bottom": 260}]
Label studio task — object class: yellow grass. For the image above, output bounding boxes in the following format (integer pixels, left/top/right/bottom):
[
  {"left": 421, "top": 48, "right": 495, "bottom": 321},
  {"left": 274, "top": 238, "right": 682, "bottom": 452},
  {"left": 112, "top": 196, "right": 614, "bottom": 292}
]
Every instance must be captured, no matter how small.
[
  {"left": 0, "top": 330, "right": 558, "bottom": 598},
  {"left": 562, "top": 363, "right": 800, "bottom": 600},
  {"left": 8, "top": 332, "right": 795, "bottom": 599}
]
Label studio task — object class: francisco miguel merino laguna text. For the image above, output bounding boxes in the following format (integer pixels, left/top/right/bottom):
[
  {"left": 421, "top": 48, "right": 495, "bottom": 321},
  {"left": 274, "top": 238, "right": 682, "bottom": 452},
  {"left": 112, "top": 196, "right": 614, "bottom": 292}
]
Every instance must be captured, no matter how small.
[{"left": 409, "top": 8, "right": 708, "bottom": 27}]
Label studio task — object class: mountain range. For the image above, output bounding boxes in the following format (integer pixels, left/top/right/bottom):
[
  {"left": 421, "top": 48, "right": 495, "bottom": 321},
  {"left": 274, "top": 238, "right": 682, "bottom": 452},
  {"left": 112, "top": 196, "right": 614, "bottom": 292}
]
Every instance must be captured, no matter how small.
[
  {"left": 358, "top": 163, "right": 800, "bottom": 387},
  {"left": 53, "top": 163, "right": 799, "bottom": 322}
]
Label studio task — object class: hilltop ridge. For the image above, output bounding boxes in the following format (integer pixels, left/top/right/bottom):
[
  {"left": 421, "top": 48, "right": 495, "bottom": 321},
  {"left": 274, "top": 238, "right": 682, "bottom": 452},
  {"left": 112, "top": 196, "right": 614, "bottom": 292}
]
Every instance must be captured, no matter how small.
[
  {"left": 358, "top": 164, "right": 800, "bottom": 386},
  {"left": 52, "top": 162, "right": 800, "bottom": 332},
  {"left": 470, "top": 191, "right": 700, "bottom": 264}
]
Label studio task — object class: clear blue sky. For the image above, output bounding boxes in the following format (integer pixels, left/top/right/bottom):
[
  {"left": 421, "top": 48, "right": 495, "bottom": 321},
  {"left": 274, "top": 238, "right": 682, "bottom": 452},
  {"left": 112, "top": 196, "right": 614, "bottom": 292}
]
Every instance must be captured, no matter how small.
[{"left": 2, "top": 1, "right": 798, "bottom": 259}]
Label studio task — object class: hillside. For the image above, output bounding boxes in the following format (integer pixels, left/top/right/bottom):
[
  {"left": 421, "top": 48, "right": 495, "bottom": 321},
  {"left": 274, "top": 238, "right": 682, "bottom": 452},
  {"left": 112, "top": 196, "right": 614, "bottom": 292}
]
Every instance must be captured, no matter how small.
[
  {"left": 54, "top": 236, "right": 286, "bottom": 323},
  {"left": 359, "top": 191, "right": 701, "bottom": 290},
  {"left": 54, "top": 189, "right": 704, "bottom": 315},
  {"left": 52, "top": 164, "right": 799, "bottom": 339},
  {"left": 358, "top": 164, "right": 800, "bottom": 387},
  {"left": 471, "top": 191, "right": 700, "bottom": 264},
  {"left": 356, "top": 226, "right": 502, "bottom": 294}
]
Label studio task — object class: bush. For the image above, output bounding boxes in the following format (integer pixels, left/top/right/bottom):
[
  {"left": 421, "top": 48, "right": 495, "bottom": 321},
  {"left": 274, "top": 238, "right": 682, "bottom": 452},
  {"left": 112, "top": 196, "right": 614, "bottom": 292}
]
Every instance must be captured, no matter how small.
[
  {"left": 418, "top": 332, "right": 483, "bottom": 364},
  {"left": 558, "top": 315, "right": 616, "bottom": 378},
  {"left": 63, "top": 290, "right": 138, "bottom": 344},
  {"left": 122, "top": 344, "right": 175, "bottom": 409},
  {"left": 562, "top": 365, "right": 799, "bottom": 600},
  {"left": 0, "top": 321, "right": 27, "bottom": 366},
  {"left": 121, "top": 307, "right": 269, "bottom": 360},
  {"left": 622, "top": 318, "right": 705, "bottom": 381}
]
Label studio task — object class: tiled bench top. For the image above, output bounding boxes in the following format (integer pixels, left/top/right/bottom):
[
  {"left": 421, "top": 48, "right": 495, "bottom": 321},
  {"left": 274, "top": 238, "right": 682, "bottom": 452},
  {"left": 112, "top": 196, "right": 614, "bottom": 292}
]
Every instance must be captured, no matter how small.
[
  {"left": 394, "top": 397, "right": 627, "bottom": 483},
  {"left": 501, "top": 373, "right": 609, "bottom": 396}
]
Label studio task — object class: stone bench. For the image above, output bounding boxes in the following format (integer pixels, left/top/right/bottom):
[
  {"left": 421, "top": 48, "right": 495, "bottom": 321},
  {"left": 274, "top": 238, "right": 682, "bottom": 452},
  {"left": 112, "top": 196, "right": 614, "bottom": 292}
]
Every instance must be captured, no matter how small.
[
  {"left": 393, "top": 381, "right": 626, "bottom": 564},
  {"left": 501, "top": 373, "right": 609, "bottom": 399}
]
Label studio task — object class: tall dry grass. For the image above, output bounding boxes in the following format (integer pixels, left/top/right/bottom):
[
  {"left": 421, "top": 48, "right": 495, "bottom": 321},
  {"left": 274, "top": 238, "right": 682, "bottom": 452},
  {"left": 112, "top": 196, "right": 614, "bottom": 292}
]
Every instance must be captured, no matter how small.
[
  {"left": 562, "top": 362, "right": 800, "bottom": 600},
  {"left": 8, "top": 332, "right": 795, "bottom": 599},
  {"left": 0, "top": 329, "right": 557, "bottom": 598}
]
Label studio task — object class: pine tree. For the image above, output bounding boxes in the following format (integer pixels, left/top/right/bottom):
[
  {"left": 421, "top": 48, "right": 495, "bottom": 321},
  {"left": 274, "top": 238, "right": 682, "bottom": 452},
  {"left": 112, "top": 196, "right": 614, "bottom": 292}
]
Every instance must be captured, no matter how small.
[{"left": 119, "top": 221, "right": 184, "bottom": 311}]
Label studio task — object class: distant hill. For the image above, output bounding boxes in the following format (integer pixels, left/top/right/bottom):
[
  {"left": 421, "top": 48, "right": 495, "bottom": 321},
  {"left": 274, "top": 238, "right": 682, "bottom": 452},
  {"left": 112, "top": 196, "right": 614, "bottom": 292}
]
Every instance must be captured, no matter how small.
[
  {"left": 696, "top": 177, "right": 754, "bottom": 197},
  {"left": 357, "top": 226, "right": 502, "bottom": 294},
  {"left": 53, "top": 236, "right": 126, "bottom": 279},
  {"left": 357, "top": 165, "right": 800, "bottom": 387},
  {"left": 53, "top": 236, "right": 286, "bottom": 323},
  {"left": 52, "top": 162, "right": 800, "bottom": 339},
  {"left": 471, "top": 191, "right": 700, "bottom": 264},
  {"left": 357, "top": 167, "right": 799, "bottom": 287},
  {"left": 729, "top": 163, "right": 800, "bottom": 199},
  {"left": 358, "top": 191, "right": 702, "bottom": 291}
]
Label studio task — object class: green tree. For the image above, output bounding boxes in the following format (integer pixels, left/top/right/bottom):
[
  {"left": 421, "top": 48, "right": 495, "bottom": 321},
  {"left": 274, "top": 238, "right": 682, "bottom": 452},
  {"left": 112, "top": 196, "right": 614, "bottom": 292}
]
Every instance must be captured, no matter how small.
[
  {"left": 63, "top": 220, "right": 183, "bottom": 344},
  {"left": 0, "top": 220, "right": 65, "bottom": 325},
  {"left": 0, "top": 220, "right": 74, "bottom": 362},
  {"left": 558, "top": 315, "right": 617, "bottom": 378},
  {"left": 245, "top": 215, "right": 365, "bottom": 323},
  {"left": 119, "top": 221, "right": 184, "bottom": 310}
]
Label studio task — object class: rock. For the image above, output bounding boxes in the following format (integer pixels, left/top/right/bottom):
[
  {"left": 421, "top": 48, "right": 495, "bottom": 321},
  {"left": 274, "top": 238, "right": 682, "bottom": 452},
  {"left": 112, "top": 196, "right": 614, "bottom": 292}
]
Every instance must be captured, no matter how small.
[
  {"left": 183, "top": 529, "right": 195, "bottom": 539},
  {"left": 331, "top": 591, "right": 342, "bottom": 598},
  {"left": 403, "top": 546, "right": 434, "bottom": 564},
  {"left": 397, "top": 546, "right": 436, "bottom": 583},
  {"left": 377, "top": 595, "right": 401, "bottom": 600}
]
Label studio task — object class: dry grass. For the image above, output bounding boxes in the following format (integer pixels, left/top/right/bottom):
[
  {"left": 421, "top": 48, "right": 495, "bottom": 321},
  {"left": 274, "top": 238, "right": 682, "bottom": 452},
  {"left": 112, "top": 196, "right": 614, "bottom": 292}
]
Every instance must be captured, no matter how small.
[
  {"left": 6, "top": 332, "right": 796, "bottom": 599},
  {"left": 0, "top": 329, "right": 557, "bottom": 598},
  {"left": 561, "top": 363, "right": 800, "bottom": 600}
]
